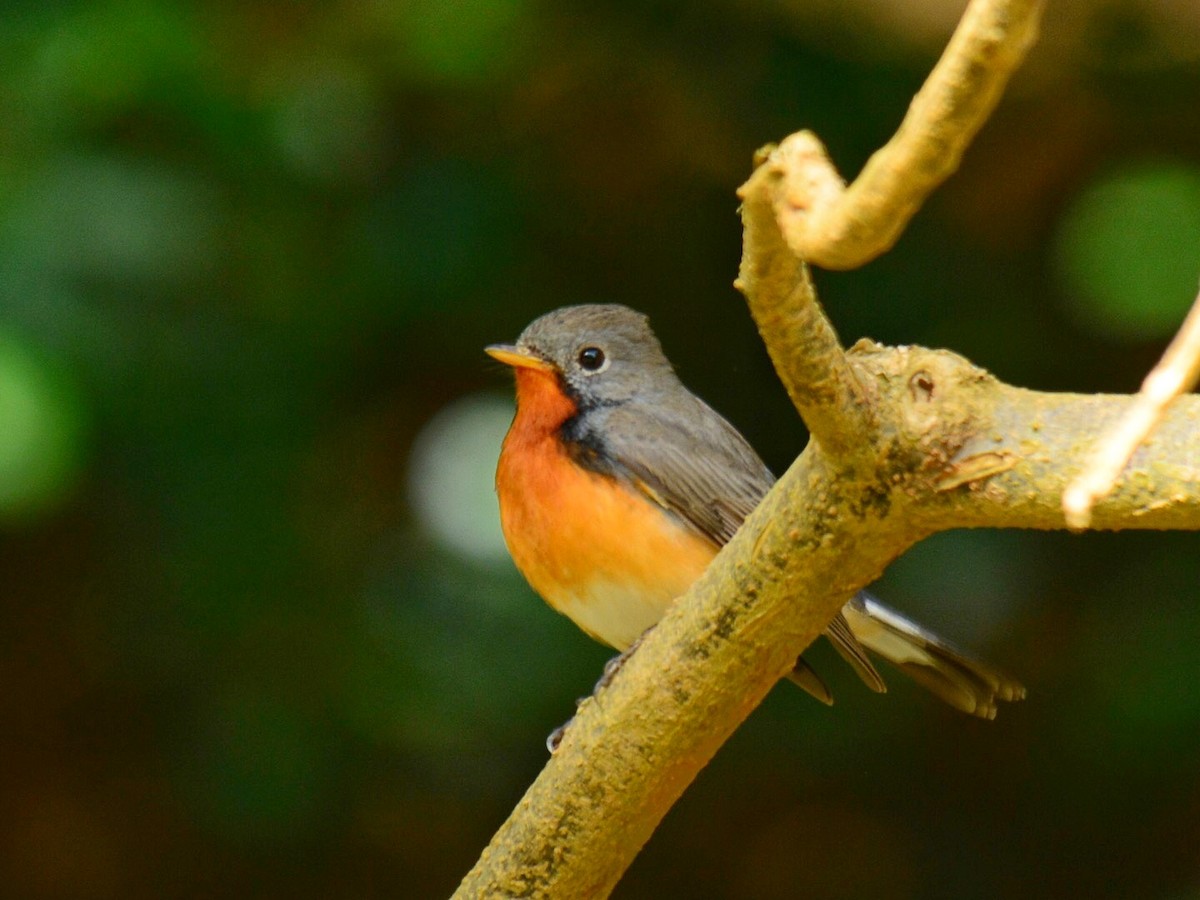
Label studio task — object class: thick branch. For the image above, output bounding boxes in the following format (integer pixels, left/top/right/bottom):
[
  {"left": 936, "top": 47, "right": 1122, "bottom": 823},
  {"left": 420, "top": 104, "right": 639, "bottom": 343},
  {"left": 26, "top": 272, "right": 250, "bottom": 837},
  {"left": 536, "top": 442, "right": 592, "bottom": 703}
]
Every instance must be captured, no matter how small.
[
  {"left": 457, "top": 343, "right": 1200, "bottom": 898},
  {"left": 774, "top": 0, "right": 1046, "bottom": 269},
  {"left": 736, "top": 158, "right": 872, "bottom": 460}
]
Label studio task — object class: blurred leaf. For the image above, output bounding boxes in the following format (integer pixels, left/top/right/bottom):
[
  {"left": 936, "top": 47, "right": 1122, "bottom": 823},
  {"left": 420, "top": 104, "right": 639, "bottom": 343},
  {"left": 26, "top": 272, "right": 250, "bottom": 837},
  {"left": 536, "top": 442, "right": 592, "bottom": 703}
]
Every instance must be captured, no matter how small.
[
  {"left": 19, "top": 0, "right": 204, "bottom": 130},
  {"left": 0, "top": 331, "right": 86, "bottom": 520},
  {"left": 350, "top": 157, "right": 524, "bottom": 309},
  {"left": 269, "top": 60, "right": 388, "bottom": 185}
]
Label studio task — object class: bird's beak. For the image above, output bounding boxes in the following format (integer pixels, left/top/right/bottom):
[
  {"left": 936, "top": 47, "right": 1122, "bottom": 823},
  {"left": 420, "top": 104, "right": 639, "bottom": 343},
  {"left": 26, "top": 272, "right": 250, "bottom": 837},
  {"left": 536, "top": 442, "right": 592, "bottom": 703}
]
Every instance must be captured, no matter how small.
[{"left": 485, "top": 344, "right": 554, "bottom": 372}]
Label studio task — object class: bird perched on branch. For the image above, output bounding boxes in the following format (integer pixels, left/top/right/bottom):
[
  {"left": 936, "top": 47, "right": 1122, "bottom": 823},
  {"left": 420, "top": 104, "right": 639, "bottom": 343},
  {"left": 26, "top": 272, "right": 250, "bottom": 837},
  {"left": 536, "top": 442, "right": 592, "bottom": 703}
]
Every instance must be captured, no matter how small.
[{"left": 488, "top": 304, "right": 1025, "bottom": 718}]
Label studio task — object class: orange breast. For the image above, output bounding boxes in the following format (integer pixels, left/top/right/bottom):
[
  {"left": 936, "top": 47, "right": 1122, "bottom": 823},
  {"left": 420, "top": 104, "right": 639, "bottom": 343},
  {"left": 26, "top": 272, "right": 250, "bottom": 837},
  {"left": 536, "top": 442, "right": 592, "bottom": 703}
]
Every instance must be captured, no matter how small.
[{"left": 496, "top": 368, "right": 718, "bottom": 650}]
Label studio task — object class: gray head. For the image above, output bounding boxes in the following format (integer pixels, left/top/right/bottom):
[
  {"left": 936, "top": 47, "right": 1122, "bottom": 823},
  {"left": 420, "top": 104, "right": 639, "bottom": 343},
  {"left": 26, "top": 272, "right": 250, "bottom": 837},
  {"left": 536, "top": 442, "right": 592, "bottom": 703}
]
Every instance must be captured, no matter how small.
[{"left": 488, "top": 304, "right": 680, "bottom": 406}]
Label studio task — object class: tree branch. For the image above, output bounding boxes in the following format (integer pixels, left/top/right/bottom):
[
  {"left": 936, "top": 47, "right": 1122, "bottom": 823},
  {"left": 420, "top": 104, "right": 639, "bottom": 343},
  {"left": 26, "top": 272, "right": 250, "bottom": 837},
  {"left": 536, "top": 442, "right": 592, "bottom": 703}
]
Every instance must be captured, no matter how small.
[
  {"left": 735, "top": 157, "right": 872, "bottom": 460},
  {"left": 837, "top": 341, "right": 1200, "bottom": 532},
  {"left": 774, "top": 0, "right": 1046, "bottom": 269}
]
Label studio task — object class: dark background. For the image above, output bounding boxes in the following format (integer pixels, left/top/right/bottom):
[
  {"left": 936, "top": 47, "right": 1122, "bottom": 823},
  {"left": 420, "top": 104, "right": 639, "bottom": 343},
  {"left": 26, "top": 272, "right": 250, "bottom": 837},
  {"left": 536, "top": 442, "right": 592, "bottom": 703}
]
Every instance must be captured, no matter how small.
[{"left": 2, "top": 2, "right": 1200, "bottom": 897}]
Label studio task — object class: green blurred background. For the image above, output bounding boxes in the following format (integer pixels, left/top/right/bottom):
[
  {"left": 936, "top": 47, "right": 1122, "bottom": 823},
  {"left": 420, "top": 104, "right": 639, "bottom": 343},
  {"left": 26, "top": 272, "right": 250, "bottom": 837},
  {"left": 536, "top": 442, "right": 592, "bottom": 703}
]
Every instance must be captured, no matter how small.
[{"left": 2, "top": 1, "right": 1200, "bottom": 897}]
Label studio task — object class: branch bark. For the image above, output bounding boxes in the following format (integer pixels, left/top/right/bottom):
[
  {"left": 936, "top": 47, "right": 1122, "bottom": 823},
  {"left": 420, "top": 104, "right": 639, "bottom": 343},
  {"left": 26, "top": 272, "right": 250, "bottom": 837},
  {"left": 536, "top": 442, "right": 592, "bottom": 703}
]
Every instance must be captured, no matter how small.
[{"left": 735, "top": 157, "right": 871, "bottom": 461}]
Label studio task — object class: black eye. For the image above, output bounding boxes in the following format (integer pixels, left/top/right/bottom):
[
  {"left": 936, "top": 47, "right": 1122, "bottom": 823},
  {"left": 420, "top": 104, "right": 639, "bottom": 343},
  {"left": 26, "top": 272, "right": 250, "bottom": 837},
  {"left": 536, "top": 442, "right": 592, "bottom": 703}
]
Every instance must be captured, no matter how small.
[{"left": 578, "top": 346, "right": 605, "bottom": 371}]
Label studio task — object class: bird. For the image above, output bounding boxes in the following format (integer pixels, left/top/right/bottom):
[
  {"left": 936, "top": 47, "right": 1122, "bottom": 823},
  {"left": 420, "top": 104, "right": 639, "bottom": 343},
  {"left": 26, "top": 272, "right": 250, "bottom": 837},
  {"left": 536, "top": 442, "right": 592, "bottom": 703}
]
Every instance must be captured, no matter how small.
[{"left": 487, "top": 303, "right": 1025, "bottom": 719}]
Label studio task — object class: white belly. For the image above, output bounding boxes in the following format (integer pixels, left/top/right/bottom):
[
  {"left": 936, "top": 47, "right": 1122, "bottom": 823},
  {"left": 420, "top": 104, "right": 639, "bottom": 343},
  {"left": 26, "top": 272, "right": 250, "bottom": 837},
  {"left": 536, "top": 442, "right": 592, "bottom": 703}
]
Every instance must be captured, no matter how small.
[{"left": 555, "top": 579, "right": 677, "bottom": 650}]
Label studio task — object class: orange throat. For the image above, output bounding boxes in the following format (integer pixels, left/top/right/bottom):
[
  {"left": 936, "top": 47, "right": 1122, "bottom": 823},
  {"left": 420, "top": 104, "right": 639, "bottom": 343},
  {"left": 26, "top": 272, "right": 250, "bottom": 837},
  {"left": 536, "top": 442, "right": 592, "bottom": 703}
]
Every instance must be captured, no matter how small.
[
  {"left": 495, "top": 367, "right": 717, "bottom": 650},
  {"left": 506, "top": 367, "right": 578, "bottom": 441}
]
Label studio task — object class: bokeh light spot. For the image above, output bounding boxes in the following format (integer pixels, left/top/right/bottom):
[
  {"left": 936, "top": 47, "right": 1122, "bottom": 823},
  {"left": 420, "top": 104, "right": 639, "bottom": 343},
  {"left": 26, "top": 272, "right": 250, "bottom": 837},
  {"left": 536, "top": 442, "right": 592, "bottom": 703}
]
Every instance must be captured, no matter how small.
[
  {"left": 0, "top": 332, "right": 86, "bottom": 521},
  {"left": 407, "top": 392, "right": 513, "bottom": 563},
  {"left": 1055, "top": 160, "right": 1200, "bottom": 341}
]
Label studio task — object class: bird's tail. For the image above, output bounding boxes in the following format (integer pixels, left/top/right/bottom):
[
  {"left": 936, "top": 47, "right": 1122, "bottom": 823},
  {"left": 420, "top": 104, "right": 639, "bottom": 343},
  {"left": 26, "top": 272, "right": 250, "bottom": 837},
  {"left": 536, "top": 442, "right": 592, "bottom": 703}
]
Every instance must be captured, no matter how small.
[{"left": 789, "top": 592, "right": 1026, "bottom": 719}]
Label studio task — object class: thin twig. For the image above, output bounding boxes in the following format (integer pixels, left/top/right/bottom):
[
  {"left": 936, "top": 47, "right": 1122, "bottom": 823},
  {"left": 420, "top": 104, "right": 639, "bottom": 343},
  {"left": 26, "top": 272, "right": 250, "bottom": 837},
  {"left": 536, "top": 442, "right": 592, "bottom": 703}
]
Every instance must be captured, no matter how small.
[
  {"left": 1063, "top": 287, "right": 1200, "bottom": 530},
  {"left": 774, "top": 0, "right": 1046, "bottom": 269}
]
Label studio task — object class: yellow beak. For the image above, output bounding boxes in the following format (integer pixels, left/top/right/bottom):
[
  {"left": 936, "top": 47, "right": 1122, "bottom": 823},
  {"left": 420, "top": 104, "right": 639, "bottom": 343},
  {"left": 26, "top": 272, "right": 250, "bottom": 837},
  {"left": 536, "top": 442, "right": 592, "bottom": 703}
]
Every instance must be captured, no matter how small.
[{"left": 485, "top": 344, "right": 554, "bottom": 372}]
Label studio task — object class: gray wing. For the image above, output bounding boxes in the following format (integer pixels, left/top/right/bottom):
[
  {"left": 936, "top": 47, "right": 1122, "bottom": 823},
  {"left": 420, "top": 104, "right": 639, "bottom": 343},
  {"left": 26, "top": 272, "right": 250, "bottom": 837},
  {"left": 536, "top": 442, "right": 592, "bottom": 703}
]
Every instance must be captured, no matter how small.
[{"left": 584, "top": 390, "right": 774, "bottom": 547}]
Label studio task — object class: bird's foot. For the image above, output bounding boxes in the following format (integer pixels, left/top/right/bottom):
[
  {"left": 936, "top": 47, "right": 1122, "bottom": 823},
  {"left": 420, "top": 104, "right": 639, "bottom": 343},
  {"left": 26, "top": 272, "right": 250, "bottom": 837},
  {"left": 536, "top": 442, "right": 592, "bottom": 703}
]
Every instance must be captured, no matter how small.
[
  {"left": 546, "top": 695, "right": 589, "bottom": 753},
  {"left": 593, "top": 627, "right": 652, "bottom": 694},
  {"left": 547, "top": 629, "right": 655, "bottom": 753}
]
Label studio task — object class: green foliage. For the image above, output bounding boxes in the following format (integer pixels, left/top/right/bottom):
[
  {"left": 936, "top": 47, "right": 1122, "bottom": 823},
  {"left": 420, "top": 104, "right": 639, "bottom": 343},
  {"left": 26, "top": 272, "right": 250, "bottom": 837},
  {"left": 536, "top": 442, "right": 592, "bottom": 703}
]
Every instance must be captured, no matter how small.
[{"left": 0, "top": 331, "right": 85, "bottom": 518}]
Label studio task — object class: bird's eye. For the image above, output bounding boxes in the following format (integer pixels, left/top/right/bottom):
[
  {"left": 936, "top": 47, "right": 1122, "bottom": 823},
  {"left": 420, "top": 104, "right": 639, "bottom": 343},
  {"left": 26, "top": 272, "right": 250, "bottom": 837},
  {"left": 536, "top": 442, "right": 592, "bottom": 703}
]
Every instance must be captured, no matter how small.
[{"left": 577, "top": 346, "right": 606, "bottom": 371}]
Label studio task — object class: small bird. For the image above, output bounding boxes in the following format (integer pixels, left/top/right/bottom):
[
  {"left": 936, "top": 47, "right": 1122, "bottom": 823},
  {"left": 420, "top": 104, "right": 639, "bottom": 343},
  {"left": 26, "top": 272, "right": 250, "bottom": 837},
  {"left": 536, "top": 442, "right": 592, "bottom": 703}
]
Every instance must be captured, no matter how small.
[{"left": 488, "top": 304, "right": 1024, "bottom": 718}]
